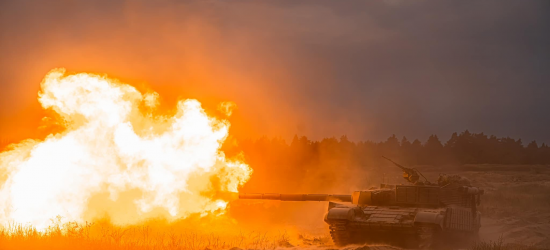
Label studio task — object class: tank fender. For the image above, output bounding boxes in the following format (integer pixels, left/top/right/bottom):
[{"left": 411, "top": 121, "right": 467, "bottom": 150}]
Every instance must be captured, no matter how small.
[
  {"left": 324, "top": 207, "right": 355, "bottom": 222},
  {"left": 414, "top": 211, "right": 443, "bottom": 228}
]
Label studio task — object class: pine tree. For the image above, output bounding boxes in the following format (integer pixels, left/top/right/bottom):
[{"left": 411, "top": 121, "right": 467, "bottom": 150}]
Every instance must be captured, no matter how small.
[{"left": 423, "top": 135, "right": 444, "bottom": 164}]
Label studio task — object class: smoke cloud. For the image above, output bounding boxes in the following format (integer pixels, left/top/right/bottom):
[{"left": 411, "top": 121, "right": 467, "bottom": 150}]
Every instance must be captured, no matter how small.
[{"left": 1, "top": 0, "right": 549, "bottom": 145}]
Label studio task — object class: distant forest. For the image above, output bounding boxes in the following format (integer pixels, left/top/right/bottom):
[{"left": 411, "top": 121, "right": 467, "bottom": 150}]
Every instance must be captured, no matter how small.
[
  {"left": 229, "top": 130, "right": 550, "bottom": 166},
  {"left": 225, "top": 130, "right": 550, "bottom": 192}
]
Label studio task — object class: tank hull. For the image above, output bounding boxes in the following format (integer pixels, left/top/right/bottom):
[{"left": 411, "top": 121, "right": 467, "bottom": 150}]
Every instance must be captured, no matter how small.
[{"left": 325, "top": 203, "right": 480, "bottom": 249}]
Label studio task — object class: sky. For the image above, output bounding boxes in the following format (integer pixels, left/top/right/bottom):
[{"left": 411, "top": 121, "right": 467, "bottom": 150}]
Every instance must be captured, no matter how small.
[{"left": 1, "top": 0, "right": 549, "bottom": 144}]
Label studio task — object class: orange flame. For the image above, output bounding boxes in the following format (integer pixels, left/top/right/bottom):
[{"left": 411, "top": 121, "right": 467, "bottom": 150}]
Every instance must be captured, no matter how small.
[{"left": 0, "top": 69, "right": 251, "bottom": 230}]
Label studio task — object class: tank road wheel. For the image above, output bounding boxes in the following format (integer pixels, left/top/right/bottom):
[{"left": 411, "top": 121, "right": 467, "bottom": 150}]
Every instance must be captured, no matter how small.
[
  {"left": 417, "top": 226, "right": 434, "bottom": 249},
  {"left": 329, "top": 221, "right": 351, "bottom": 246}
]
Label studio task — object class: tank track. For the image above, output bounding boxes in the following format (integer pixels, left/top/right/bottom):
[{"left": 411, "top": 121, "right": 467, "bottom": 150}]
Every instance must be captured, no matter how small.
[
  {"left": 330, "top": 222, "right": 435, "bottom": 248},
  {"left": 329, "top": 221, "right": 351, "bottom": 246},
  {"left": 416, "top": 225, "right": 434, "bottom": 249}
]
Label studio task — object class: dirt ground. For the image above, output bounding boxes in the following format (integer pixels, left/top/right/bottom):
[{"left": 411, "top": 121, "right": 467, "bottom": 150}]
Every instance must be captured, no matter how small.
[{"left": 421, "top": 164, "right": 550, "bottom": 249}]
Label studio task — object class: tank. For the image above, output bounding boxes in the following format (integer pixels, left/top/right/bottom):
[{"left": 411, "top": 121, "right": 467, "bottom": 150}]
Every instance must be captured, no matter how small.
[{"left": 239, "top": 157, "right": 484, "bottom": 249}]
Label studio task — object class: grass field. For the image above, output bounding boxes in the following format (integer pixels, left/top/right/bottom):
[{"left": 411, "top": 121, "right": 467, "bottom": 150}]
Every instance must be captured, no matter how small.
[{"left": 0, "top": 217, "right": 301, "bottom": 250}]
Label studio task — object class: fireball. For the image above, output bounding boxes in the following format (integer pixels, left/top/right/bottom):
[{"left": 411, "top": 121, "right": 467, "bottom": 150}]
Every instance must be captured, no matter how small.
[{"left": 0, "top": 69, "right": 251, "bottom": 230}]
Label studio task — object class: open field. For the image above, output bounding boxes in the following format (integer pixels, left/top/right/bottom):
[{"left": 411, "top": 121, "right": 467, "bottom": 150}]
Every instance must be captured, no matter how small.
[
  {"left": 466, "top": 165, "right": 550, "bottom": 249},
  {"left": 1, "top": 164, "right": 549, "bottom": 250},
  {"left": 421, "top": 164, "right": 550, "bottom": 249}
]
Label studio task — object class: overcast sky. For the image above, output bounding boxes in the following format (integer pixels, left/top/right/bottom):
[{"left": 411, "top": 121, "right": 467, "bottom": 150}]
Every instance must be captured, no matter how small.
[{"left": 1, "top": 0, "right": 549, "bottom": 144}]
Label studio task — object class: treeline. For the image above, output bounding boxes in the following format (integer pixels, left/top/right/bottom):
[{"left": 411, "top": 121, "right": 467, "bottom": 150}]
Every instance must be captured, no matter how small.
[
  {"left": 378, "top": 130, "right": 550, "bottom": 165},
  {"left": 232, "top": 130, "right": 550, "bottom": 167},
  {"left": 227, "top": 130, "right": 550, "bottom": 193}
]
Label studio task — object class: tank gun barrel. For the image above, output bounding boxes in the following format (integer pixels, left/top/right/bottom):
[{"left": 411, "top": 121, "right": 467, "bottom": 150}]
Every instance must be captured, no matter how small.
[{"left": 239, "top": 193, "right": 352, "bottom": 202}]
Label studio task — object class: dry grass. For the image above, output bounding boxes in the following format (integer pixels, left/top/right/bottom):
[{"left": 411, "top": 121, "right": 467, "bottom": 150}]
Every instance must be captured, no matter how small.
[
  {"left": 470, "top": 236, "right": 545, "bottom": 250},
  {"left": 479, "top": 183, "right": 550, "bottom": 218},
  {"left": 2, "top": 216, "right": 548, "bottom": 250},
  {"left": 0, "top": 217, "right": 305, "bottom": 250}
]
